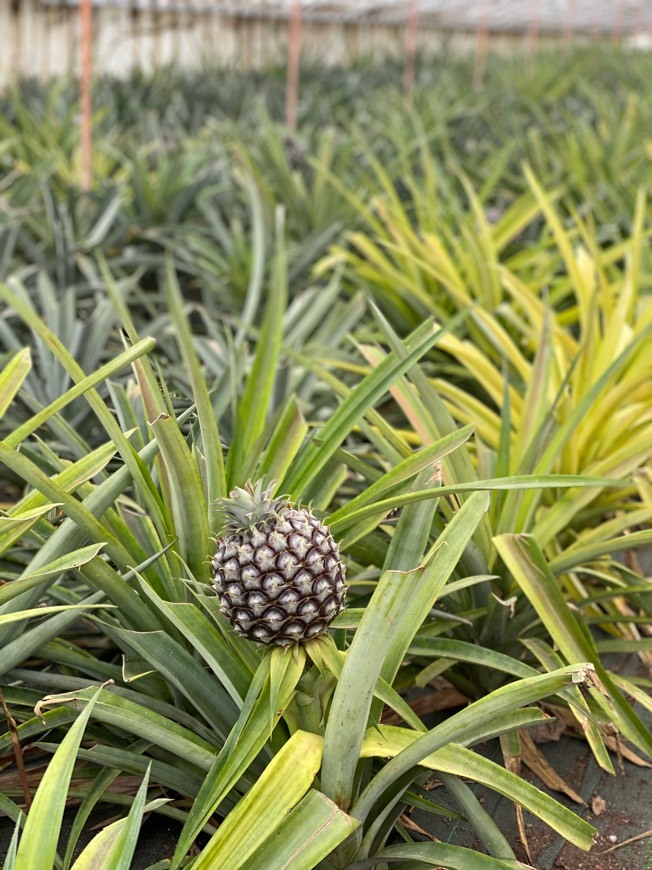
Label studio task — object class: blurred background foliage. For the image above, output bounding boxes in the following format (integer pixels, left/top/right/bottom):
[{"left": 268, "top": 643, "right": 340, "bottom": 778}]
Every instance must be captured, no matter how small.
[{"left": 1, "top": 45, "right": 651, "bottom": 868}]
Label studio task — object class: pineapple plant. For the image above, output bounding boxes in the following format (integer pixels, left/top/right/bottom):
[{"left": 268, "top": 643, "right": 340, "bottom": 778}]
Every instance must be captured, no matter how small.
[{"left": 211, "top": 481, "right": 346, "bottom": 646}]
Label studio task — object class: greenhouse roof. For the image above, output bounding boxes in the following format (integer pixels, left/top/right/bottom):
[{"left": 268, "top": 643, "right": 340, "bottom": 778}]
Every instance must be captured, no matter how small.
[
  {"left": 255, "top": 1, "right": 650, "bottom": 34},
  {"left": 44, "top": 0, "right": 652, "bottom": 36}
]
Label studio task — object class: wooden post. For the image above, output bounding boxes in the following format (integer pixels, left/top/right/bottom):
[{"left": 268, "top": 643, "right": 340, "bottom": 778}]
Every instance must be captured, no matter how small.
[
  {"left": 632, "top": 2, "right": 644, "bottom": 41},
  {"left": 563, "top": 0, "right": 576, "bottom": 50},
  {"left": 612, "top": 0, "right": 625, "bottom": 42},
  {"left": 11, "top": 0, "right": 22, "bottom": 81},
  {"left": 473, "top": 0, "right": 491, "bottom": 91},
  {"left": 80, "top": 0, "right": 93, "bottom": 190},
  {"left": 404, "top": 0, "right": 419, "bottom": 102},
  {"left": 525, "top": 0, "right": 540, "bottom": 56},
  {"left": 285, "top": 0, "right": 302, "bottom": 129},
  {"left": 151, "top": 0, "right": 160, "bottom": 70}
]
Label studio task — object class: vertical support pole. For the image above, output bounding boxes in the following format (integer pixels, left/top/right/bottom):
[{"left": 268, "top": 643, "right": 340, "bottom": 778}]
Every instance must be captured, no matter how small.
[
  {"left": 589, "top": 9, "right": 600, "bottom": 39},
  {"left": 525, "top": 0, "right": 540, "bottom": 57},
  {"left": 10, "top": 0, "right": 22, "bottom": 83},
  {"left": 403, "top": 0, "right": 419, "bottom": 102},
  {"left": 473, "top": 0, "right": 490, "bottom": 91},
  {"left": 80, "top": 0, "right": 93, "bottom": 190},
  {"left": 563, "top": 0, "right": 576, "bottom": 50},
  {"left": 612, "top": 0, "right": 625, "bottom": 42},
  {"left": 632, "top": 2, "right": 644, "bottom": 42},
  {"left": 285, "top": 0, "right": 302, "bottom": 129},
  {"left": 152, "top": 0, "right": 160, "bottom": 71}
]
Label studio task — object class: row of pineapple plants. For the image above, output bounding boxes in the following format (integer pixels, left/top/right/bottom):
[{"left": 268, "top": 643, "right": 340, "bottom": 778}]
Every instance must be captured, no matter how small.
[
  {"left": 2, "top": 47, "right": 651, "bottom": 294},
  {"left": 2, "top": 250, "right": 641, "bottom": 869},
  {"left": 1, "top": 47, "right": 651, "bottom": 867}
]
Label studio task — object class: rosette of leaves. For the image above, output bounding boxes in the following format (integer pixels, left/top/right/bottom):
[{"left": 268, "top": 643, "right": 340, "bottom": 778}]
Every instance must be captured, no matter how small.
[
  {"left": 320, "top": 149, "right": 652, "bottom": 684},
  {"left": 0, "top": 237, "right": 640, "bottom": 868}
]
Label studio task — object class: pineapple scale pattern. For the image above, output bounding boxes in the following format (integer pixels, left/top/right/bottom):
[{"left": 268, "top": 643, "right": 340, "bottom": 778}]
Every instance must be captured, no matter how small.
[{"left": 212, "top": 499, "right": 346, "bottom": 646}]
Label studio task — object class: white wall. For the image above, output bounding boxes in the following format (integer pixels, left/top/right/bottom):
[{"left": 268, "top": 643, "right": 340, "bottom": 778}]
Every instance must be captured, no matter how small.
[{"left": 0, "top": 1, "right": 618, "bottom": 86}]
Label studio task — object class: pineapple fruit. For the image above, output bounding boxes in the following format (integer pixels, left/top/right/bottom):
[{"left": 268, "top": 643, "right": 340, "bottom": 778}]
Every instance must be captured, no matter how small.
[{"left": 211, "top": 481, "right": 346, "bottom": 646}]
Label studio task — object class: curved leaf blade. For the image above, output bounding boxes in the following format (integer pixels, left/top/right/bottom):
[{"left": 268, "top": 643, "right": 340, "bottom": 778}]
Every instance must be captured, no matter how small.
[{"left": 15, "top": 688, "right": 102, "bottom": 870}]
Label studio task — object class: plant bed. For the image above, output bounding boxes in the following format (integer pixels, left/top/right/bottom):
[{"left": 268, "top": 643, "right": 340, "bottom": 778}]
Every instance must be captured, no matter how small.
[
  {"left": 0, "top": 807, "right": 200, "bottom": 869},
  {"left": 2, "top": 49, "right": 652, "bottom": 868},
  {"left": 410, "top": 731, "right": 652, "bottom": 869},
  {"left": 410, "top": 650, "right": 652, "bottom": 869}
]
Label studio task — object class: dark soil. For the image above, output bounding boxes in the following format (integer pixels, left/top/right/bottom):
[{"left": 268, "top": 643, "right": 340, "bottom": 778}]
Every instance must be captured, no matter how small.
[
  {"left": 0, "top": 804, "right": 208, "bottom": 867},
  {"left": 511, "top": 762, "right": 652, "bottom": 870},
  {"left": 410, "top": 728, "right": 652, "bottom": 870}
]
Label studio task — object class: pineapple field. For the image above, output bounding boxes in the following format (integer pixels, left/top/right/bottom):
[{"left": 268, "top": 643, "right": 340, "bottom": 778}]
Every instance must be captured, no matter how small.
[{"left": 1, "top": 47, "right": 652, "bottom": 869}]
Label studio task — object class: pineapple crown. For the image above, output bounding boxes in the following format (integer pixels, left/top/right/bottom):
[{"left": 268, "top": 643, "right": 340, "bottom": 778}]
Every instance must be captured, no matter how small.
[{"left": 217, "top": 480, "right": 290, "bottom": 531}]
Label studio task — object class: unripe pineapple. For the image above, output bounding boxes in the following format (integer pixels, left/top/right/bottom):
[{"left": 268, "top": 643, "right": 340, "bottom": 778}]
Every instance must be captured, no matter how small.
[{"left": 211, "top": 481, "right": 346, "bottom": 646}]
